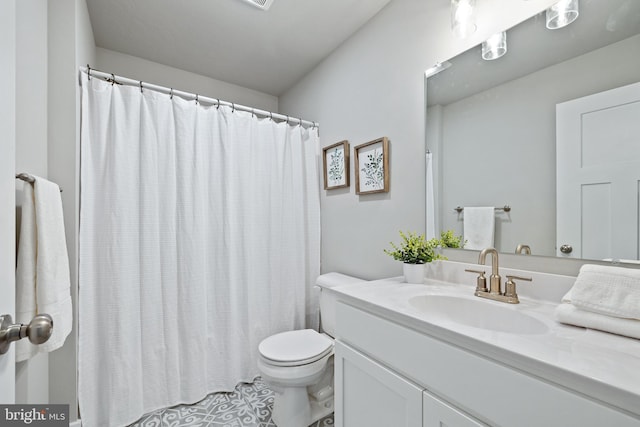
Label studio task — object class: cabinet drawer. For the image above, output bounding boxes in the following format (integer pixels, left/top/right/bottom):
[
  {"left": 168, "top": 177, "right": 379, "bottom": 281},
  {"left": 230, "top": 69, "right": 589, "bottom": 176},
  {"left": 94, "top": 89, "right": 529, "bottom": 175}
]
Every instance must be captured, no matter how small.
[{"left": 336, "top": 302, "right": 640, "bottom": 427}]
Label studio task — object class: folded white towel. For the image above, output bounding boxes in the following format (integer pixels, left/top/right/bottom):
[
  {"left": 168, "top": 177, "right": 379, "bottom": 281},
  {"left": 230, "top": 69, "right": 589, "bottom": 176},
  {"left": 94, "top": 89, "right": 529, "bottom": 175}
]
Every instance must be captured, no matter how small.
[
  {"left": 463, "top": 207, "right": 495, "bottom": 250},
  {"left": 555, "top": 303, "right": 640, "bottom": 340},
  {"left": 569, "top": 264, "right": 640, "bottom": 320},
  {"left": 15, "top": 177, "right": 72, "bottom": 361}
]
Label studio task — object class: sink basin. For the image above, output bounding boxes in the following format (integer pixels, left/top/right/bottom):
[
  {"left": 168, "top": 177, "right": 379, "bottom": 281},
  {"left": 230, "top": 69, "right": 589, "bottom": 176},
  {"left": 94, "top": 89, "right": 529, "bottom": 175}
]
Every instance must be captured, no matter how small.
[{"left": 408, "top": 295, "right": 549, "bottom": 335}]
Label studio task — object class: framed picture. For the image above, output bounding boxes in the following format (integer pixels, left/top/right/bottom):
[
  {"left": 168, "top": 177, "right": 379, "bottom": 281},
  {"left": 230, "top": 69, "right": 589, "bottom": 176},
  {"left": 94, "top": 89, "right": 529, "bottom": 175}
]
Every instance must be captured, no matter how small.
[
  {"left": 354, "top": 137, "right": 389, "bottom": 195},
  {"left": 323, "top": 140, "right": 350, "bottom": 190}
]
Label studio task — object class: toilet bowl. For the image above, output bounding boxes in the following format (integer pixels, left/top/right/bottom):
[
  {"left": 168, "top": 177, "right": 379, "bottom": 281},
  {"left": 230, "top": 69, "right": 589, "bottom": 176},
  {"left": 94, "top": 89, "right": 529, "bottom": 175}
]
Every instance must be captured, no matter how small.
[{"left": 257, "top": 273, "right": 363, "bottom": 427}]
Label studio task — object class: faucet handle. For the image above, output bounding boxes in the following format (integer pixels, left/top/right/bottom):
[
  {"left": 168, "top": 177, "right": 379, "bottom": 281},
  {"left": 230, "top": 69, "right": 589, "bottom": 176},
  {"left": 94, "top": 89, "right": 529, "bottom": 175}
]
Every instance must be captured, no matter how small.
[
  {"left": 504, "top": 275, "right": 532, "bottom": 302},
  {"left": 465, "top": 269, "right": 488, "bottom": 293}
]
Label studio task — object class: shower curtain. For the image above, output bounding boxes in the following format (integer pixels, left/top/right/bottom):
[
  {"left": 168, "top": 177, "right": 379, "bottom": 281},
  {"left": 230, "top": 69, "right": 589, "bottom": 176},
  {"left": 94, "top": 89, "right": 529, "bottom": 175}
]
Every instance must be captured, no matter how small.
[{"left": 78, "top": 77, "right": 321, "bottom": 427}]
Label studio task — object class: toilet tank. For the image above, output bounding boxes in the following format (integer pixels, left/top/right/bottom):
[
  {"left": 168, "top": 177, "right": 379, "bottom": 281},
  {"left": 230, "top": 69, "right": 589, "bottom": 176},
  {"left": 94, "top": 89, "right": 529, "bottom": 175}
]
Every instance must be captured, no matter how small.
[{"left": 316, "top": 272, "right": 364, "bottom": 337}]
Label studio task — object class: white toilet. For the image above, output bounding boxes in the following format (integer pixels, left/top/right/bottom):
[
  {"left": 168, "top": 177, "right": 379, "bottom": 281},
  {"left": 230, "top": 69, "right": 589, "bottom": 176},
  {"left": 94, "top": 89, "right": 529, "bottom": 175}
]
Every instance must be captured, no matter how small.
[{"left": 257, "top": 272, "right": 363, "bottom": 427}]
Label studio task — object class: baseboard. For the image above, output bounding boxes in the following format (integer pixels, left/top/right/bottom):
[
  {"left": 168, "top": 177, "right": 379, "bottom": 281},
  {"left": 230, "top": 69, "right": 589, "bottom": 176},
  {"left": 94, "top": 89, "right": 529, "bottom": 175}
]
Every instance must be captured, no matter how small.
[{"left": 69, "top": 419, "right": 82, "bottom": 427}]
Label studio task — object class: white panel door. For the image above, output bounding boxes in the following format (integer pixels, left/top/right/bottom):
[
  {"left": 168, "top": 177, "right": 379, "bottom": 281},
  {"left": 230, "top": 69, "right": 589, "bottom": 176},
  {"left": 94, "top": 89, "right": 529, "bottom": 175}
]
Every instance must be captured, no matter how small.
[
  {"left": 0, "top": 0, "right": 17, "bottom": 404},
  {"left": 334, "top": 340, "right": 423, "bottom": 427},
  {"left": 556, "top": 82, "right": 640, "bottom": 260}
]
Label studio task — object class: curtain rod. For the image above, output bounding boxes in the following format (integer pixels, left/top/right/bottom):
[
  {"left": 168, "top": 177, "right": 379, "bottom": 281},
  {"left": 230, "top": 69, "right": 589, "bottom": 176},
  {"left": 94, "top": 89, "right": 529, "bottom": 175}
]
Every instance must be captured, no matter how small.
[{"left": 79, "top": 65, "right": 319, "bottom": 129}]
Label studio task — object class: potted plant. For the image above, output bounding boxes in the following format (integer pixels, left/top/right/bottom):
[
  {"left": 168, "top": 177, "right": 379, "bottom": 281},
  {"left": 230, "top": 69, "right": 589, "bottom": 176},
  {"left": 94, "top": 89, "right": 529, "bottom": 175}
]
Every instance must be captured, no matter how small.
[
  {"left": 440, "top": 229, "right": 465, "bottom": 249},
  {"left": 384, "top": 230, "right": 464, "bottom": 284},
  {"left": 384, "top": 231, "right": 443, "bottom": 284}
]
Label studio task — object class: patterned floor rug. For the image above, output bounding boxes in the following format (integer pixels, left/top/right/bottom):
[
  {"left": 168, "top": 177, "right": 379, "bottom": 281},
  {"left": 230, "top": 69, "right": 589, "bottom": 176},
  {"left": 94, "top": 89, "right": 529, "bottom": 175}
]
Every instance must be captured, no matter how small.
[{"left": 130, "top": 378, "right": 334, "bottom": 427}]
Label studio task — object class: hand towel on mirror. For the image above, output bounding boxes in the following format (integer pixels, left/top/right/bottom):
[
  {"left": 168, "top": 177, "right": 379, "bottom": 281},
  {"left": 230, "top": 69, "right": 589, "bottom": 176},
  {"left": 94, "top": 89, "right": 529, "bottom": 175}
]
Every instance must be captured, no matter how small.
[
  {"left": 569, "top": 264, "right": 640, "bottom": 320},
  {"left": 463, "top": 207, "right": 495, "bottom": 250},
  {"left": 15, "top": 177, "right": 72, "bottom": 361}
]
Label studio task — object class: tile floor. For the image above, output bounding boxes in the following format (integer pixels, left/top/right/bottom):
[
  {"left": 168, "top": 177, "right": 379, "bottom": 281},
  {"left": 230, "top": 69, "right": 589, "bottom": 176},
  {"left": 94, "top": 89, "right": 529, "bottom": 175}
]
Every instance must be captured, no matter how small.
[{"left": 130, "top": 378, "right": 334, "bottom": 427}]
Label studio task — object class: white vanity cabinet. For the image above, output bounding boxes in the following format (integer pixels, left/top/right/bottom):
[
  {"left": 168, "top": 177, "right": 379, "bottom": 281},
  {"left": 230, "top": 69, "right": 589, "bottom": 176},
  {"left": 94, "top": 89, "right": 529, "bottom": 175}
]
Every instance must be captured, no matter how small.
[
  {"left": 334, "top": 301, "right": 640, "bottom": 427},
  {"left": 335, "top": 339, "right": 485, "bottom": 427},
  {"left": 334, "top": 341, "right": 423, "bottom": 427}
]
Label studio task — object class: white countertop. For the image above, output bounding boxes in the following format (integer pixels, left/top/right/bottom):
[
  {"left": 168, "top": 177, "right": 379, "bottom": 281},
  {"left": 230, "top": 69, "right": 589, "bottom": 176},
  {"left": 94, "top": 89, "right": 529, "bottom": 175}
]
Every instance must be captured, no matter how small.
[{"left": 328, "top": 275, "right": 640, "bottom": 417}]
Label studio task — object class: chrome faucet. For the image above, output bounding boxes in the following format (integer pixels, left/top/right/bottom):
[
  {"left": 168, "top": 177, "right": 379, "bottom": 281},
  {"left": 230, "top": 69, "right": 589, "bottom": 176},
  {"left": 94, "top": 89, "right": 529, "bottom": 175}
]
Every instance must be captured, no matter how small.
[
  {"left": 465, "top": 247, "right": 532, "bottom": 304},
  {"left": 515, "top": 244, "right": 531, "bottom": 255}
]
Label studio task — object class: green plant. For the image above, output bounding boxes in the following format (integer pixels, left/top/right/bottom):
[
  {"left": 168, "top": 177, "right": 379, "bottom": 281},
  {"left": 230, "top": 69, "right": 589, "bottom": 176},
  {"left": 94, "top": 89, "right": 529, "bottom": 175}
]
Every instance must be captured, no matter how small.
[
  {"left": 384, "top": 231, "right": 443, "bottom": 264},
  {"left": 440, "top": 229, "right": 465, "bottom": 249}
]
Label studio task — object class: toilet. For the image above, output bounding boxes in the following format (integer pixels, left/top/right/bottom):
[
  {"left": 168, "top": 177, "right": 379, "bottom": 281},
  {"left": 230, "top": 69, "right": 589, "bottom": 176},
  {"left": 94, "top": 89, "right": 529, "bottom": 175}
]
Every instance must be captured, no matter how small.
[{"left": 257, "top": 272, "right": 363, "bottom": 427}]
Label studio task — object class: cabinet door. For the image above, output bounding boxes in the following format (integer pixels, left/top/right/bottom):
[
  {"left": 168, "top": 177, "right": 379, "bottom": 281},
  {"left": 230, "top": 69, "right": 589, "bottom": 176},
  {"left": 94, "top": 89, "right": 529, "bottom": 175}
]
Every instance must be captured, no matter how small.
[
  {"left": 423, "top": 390, "right": 486, "bottom": 427},
  {"left": 334, "top": 340, "right": 423, "bottom": 427}
]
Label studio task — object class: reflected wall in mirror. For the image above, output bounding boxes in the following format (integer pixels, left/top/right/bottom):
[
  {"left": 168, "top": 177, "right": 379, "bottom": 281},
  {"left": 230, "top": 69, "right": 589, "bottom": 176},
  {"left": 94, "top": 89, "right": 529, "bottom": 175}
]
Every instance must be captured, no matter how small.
[{"left": 426, "top": 0, "right": 640, "bottom": 262}]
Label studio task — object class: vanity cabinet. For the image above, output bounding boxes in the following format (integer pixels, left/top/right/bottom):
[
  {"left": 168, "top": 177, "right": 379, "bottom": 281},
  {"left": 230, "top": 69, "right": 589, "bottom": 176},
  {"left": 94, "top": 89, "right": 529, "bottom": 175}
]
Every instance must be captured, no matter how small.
[
  {"left": 335, "top": 340, "right": 486, "bottom": 427},
  {"left": 334, "top": 341, "right": 423, "bottom": 427},
  {"left": 334, "top": 301, "right": 640, "bottom": 427}
]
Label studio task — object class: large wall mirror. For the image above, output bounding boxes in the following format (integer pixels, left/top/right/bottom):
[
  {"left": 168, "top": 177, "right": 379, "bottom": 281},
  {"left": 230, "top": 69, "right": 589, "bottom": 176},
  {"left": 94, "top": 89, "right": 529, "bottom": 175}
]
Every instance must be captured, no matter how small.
[{"left": 426, "top": 0, "right": 640, "bottom": 263}]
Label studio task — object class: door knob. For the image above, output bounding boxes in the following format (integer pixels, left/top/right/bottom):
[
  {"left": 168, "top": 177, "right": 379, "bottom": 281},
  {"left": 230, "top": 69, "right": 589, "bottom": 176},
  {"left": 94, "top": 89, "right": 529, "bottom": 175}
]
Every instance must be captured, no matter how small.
[
  {"left": 560, "top": 244, "right": 573, "bottom": 254},
  {"left": 0, "top": 313, "right": 53, "bottom": 355}
]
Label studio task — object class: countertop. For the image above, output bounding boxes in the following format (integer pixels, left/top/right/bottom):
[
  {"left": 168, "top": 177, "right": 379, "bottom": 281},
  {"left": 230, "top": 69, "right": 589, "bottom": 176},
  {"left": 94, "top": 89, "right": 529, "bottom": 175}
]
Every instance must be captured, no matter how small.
[{"left": 328, "top": 276, "right": 640, "bottom": 418}]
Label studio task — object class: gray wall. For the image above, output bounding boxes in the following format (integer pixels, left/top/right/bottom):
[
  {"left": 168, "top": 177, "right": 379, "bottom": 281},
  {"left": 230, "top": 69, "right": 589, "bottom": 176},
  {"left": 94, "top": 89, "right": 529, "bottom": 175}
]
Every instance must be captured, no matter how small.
[
  {"left": 279, "top": 0, "right": 556, "bottom": 280},
  {"left": 432, "top": 34, "right": 640, "bottom": 257},
  {"left": 46, "top": 0, "right": 97, "bottom": 420},
  {"left": 95, "top": 48, "right": 278, "bottom": 112}
]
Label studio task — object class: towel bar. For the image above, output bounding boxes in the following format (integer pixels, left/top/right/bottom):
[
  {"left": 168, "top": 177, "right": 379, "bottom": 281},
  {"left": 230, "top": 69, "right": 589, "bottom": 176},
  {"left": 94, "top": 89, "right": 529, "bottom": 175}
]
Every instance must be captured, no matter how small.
[
  {"left": 454, "top": 205, "right": 510, "bottom": 213},
  {"left": 16, "top": 173, "right": 63, "bottom": 192}
]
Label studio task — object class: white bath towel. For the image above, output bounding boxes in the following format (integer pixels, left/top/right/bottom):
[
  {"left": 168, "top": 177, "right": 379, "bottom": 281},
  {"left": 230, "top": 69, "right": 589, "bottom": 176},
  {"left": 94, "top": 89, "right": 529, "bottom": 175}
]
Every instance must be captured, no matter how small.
[
  {"left": 569, "top": 264, "right": 640, "bottom": 320},
  {"left": 555, "top": 303, "right": 640, "bottom": 340},
  {"left": 463, "top": 207, "right": 495, "bottom": 250},
  {"left": 15, "top": 177, "right": 72, "bottom": 361}
]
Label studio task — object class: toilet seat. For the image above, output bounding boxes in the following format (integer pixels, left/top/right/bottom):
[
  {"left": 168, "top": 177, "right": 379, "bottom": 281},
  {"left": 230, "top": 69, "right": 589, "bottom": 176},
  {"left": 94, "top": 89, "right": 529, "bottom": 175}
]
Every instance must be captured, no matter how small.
[{"left": 259, "top": 329, "right": 333, "bottom": 367}]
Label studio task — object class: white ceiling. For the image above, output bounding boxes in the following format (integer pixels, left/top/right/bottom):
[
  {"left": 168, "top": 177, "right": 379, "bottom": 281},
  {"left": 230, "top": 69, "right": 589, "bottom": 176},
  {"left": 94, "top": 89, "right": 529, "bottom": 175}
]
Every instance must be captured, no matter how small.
[{"left": 86, "top": 0, "right": 391, "bottom": 96}]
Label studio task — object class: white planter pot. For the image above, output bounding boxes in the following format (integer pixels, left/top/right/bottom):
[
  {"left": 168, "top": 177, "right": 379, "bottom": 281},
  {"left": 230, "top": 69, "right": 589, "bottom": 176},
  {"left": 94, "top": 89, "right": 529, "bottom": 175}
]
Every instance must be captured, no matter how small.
[{"left": 403, "top": 263, "right": 425, "bottom": 284}]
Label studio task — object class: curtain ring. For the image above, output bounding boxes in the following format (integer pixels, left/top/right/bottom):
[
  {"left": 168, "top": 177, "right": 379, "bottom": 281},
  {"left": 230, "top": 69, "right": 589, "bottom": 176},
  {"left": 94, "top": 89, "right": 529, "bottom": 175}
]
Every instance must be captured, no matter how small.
[
  {"left": 251, "top": 108, "right": 256, "bottom": 118},
  {"left": 299, "top": 117, "right": 303, "bottom": 127},
  {"left": 139, "top": 81, "right": 143, "bottom": 93},
  {"left": 216, "top": 99, "right": 220, "bottom": 109},
  {"left": 111, "top": 73, "right": 116, "bottom": 85},
  {"left": 286, "top": 115, "right": 290, "bottom": 125},
  {"left": 195, "top": 94, "right": 199, "bottom": 104},
  {"left": 87, "top": 64, "right": 91, "bottom": 81},
  {"left": 170, "top": 88, "right": 174, "bottom": 99},
  {"left": 232, "top": 103, "right": 235, "bottom": 113},
  {"left": 269, "top": 112, "right": 273, "bottom": 121}
]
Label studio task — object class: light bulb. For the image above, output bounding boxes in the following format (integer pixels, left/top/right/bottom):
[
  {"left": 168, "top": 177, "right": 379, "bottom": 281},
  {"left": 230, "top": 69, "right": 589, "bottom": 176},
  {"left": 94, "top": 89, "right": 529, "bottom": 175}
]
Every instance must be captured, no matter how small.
[
  {"left": 451, "top": 0, "right": 477, "bottom": 39},
  {"left": 482, "top": 32, "right": 507, "bottom": 60},
  {"left": 546, "top": 0, "right": 579, "bottom": 30}
]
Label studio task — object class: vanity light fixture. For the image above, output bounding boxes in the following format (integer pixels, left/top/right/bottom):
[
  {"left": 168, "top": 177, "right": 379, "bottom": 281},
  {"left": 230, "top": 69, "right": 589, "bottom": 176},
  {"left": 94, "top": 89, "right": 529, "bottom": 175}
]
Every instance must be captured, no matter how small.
[
  {"left": 482, "top": 31, "right": 507, "bottom": 60},
  {"left": 451, "top": 0, "right": 477, "bottom": 38},
  {"left": 546, "top": 0, "right": 579, "bottom": 30}
]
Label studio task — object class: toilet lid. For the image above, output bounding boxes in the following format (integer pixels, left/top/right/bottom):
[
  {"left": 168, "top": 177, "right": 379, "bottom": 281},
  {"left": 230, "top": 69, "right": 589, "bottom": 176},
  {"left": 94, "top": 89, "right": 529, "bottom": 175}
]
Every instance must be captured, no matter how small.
[{"left": 259, "top": 329, "right": 333, "bottom": 366}]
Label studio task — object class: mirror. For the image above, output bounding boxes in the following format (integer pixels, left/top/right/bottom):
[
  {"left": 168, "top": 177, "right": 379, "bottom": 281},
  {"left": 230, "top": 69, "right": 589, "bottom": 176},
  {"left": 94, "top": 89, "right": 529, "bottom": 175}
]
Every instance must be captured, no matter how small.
[{"left": 426, "top": 0, "right": 640, "bottom": 261}]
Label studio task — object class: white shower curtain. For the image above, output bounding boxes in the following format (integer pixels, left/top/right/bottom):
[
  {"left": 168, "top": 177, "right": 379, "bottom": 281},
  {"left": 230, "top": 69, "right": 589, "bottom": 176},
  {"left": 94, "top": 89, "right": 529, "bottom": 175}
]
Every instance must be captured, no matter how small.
[{"left": 78, "top": 78, "right": 321, "bottom": 427}]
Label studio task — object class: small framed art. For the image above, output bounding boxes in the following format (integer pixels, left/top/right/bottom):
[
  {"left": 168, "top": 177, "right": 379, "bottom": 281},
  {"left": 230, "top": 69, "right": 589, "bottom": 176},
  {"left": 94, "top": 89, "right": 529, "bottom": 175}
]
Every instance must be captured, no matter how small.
[
  {"left": 354, "top": 137, "right": 389, "bottom": 195},
  {"left": 323, "top": 140, "right": 350, "bottom": 190}
]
